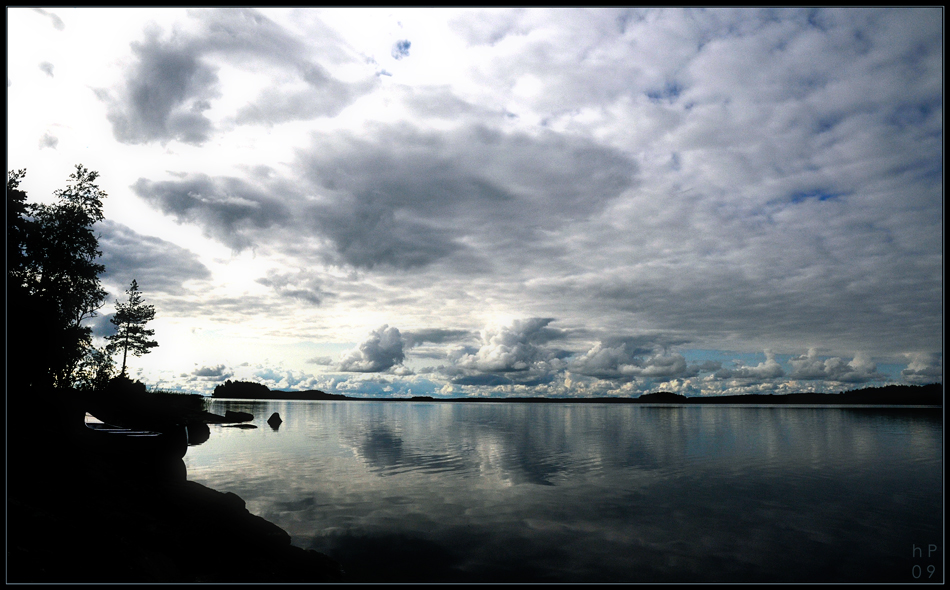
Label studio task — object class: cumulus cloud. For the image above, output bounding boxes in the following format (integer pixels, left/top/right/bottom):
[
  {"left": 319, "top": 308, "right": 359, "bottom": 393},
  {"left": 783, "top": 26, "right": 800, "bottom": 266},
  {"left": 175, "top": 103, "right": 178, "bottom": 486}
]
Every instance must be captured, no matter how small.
[
  {"left": 900, "top": 352, "right": 943, "bottom": 384},
  {"left": 455, "top": 318, "right": 567, "bottom": 374},
  {"left": 339, "top": 325, "right": 407, "bottom": 372},
  {"left": 787, "top": 349, "right": 883, "bottom": 383},
  {"left": 568, "top": 332, "right": 703, "bottom": 380},
  {"left": 714, "top": 351, "right": 786, "bottom": 381}
]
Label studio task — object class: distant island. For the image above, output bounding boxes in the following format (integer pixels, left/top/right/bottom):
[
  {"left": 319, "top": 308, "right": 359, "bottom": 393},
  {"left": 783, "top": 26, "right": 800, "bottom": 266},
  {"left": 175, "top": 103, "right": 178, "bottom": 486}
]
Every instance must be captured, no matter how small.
[
  {"left": 212, "top": 381, "right": 941, "bottom": 406},
  {"left": 213, "top": 380, "right": 348, "bottom": 400}
]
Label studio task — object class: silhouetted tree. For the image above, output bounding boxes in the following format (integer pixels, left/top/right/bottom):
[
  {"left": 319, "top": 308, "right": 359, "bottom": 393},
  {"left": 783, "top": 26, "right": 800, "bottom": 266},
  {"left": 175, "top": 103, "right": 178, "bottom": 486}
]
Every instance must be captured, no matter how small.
[
  {"left": 106, "top": 279, "right": 158, "bottom": 377},
  {"left": 7, "top": 165, "right": 107, "bottom": 390},
  {"left": 73, "top": 345, "right": 116, "bottom": 392}
]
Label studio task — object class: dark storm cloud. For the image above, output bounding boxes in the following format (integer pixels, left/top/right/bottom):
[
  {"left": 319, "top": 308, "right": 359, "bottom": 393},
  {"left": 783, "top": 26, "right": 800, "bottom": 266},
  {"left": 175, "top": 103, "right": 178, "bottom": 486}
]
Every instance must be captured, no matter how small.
[
  {"left": 97, "top": 219, "right": 212, "bottom": 293},
  {"left": 132, "top": 174, "right": 291, "bottom": 250},
  {"left": 102, "top": 8, "right": 374, "bottom": 144}
]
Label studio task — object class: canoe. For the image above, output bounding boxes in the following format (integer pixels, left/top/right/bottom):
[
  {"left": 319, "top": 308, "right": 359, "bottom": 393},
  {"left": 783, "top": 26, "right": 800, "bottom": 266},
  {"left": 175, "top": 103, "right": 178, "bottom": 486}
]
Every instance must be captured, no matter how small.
[{"left": 84, "top": 413, "right": 189, "bottom": 459}]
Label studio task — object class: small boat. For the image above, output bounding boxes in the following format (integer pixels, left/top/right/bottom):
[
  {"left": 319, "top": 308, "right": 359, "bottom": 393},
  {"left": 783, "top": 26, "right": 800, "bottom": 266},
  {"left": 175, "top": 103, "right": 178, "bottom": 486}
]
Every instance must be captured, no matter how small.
[{"left": 84, "top": 413, "right": 189, "bottom": 459}]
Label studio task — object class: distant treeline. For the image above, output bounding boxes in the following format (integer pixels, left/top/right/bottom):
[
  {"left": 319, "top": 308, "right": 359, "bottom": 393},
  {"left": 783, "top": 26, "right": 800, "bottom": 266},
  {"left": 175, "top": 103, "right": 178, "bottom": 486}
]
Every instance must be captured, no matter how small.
[
  {"left": 211, "top": 381, "right": 941, "bottom": 405},
  {"left": 212, "top": 380, "right": 346, "bottom": 400}
]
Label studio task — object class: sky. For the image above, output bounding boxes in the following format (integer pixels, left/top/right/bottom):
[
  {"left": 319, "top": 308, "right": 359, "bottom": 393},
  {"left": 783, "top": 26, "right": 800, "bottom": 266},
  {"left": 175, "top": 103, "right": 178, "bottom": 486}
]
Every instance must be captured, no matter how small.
[{"left": 7, "top": 7, "right": 944, "bottom": 397}]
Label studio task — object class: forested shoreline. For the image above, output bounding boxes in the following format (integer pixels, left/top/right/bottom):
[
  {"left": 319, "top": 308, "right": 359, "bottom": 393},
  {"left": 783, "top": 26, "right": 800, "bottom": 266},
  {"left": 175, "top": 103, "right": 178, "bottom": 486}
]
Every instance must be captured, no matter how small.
[{"left": 212, "top": 379, "right": 942, "bottom": 405}]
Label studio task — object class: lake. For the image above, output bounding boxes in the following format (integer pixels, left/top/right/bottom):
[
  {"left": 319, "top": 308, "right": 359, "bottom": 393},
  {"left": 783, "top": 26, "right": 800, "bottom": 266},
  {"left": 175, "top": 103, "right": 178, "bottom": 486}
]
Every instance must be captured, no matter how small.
[{"left": 184, "top": 400, "right": 942, "bottom": 583}]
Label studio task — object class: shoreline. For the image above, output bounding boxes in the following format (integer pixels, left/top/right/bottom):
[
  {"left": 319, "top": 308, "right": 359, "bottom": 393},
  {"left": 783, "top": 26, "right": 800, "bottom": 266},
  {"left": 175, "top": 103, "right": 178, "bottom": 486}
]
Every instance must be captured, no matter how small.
[
  {"left": 209, "top": 383, "right": 943, "bottom": 407},
  {"left": 6, "top": 390, "right": 345, "bottom": 584}
]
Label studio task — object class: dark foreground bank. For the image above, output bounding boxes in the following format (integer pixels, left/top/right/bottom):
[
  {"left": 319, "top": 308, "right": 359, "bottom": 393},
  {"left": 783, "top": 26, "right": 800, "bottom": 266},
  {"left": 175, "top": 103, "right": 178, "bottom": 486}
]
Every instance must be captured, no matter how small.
[{"left": 6, "top": 389, "right": 344, "bottom": 583}]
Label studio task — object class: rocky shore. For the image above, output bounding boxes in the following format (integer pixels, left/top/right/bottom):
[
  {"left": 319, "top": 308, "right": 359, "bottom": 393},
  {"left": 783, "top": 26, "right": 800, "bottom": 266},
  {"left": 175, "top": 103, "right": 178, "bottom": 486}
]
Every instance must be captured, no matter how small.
[{"left": 6, "top": 391, "right": 344, "bottom": 583}]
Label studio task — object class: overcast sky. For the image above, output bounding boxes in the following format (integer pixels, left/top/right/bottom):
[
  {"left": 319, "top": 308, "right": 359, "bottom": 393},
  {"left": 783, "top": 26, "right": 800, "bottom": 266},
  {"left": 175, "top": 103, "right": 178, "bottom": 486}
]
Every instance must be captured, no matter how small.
[{"left": 7, "top": 7, "right": 943, "bottom": 397}]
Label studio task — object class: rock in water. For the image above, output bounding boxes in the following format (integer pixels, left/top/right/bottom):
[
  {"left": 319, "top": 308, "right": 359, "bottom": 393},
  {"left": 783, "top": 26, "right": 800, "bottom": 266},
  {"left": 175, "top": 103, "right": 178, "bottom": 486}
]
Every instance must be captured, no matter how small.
[
  {"left": 223, "top": 410, "right": 254, "bottom": 423},
  {"left": 267, "top": 412, "right": 282, "bottom": 428}
]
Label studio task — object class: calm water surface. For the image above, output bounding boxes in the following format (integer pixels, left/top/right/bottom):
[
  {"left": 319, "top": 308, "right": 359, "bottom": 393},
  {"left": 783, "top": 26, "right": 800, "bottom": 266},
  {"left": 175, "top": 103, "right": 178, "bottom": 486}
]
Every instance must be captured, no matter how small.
[{"left": 184, "top": 401, "right": 942, "bottom": 583}]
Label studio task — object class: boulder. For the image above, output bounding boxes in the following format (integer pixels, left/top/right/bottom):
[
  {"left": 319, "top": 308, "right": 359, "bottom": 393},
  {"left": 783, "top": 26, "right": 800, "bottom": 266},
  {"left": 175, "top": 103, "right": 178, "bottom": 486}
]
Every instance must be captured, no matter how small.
[
  {"left": 223, "top": 410, "right": 254, "bottom": 423},
  {"left": 267, "top": 412, "right": 282, "bottom": 428}
]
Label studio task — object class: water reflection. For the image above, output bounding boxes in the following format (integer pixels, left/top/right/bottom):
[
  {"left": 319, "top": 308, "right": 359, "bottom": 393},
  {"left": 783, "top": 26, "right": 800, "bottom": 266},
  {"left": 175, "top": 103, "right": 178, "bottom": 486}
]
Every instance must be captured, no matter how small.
[{"left": 185, "top": 402, "right": 942, "bottom": 582}]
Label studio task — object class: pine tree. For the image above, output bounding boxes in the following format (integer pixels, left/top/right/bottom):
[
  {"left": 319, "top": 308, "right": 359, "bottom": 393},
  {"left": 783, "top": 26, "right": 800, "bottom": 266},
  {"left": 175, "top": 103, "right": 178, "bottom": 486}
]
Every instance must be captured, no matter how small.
[{"left": 106, "top": 280, "right": 158, "bottom": 377}]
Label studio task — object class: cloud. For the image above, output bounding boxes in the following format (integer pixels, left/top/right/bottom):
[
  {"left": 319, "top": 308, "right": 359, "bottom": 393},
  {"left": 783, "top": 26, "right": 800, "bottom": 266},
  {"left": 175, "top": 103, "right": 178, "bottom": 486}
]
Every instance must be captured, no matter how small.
[
  {"left": 339, "top": 325, "right": 407, "bottom": 372},
  {"left": 900, "top": 352, "right": 943, "bottom": 384},
  {"left": 101, "top": 25, "right": 219, "bottom": 145},
  {"left": 714, "top": 351, "right": 786, "bottom": 381},
  {"left": 456, "top": 318, "right": 566, "bottom": 373},
  {"left": 32, "top": 8, "right": 64, "bottom": 31},
  {"left": 101, "top": 9, "right": 375, "bottom": 143},
  {"left": 132, "top": 121, "right": 635, "bottom": 271},
  {"left": 568, "top": 342, "right": 638, "bottom": 379},
  {"left": 296, "top": 123, "right": 636, "bottom": 269},
  {"left": 39, "top": 132, "right": 58, "bottom": 149},
  {"left": 13, "top": 8, "right": 941, "bottom": 396},
  {"left": 569, "top": 338, "right": 706, "bottom": 382},
  {"left": 191, "top": 364, "right": 232, "bottom": 379},
  {"left": 256, "top": 269, "right": 332, "bottom": 305},
  {"left": 391, "top": 39, "right": 411, "bottom": 59},
  {"left": 97, "top": 220, "right": 212, "bottom": 295},
  {"left": 404, "top": 328, "right": 473, "bottom": 346},
  {"left": 132, "top": 174, "right": 291, "bottom": 250},
  {"left": 787, "top": 349, "right": 883, "bottom": 383}
]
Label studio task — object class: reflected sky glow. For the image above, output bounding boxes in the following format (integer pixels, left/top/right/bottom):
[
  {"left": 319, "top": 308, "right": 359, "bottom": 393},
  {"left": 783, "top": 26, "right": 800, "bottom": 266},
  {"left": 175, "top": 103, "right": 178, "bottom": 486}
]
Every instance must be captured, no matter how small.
[{"left": 184, "top": 400, "right": 942, "bottom": 582}]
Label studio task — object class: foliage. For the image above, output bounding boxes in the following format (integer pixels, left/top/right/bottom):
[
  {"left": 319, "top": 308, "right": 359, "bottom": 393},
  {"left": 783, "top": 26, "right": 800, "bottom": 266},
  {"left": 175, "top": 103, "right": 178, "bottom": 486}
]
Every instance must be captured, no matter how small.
[
  {"left": 7, "top": 165, "right": 107, "bottom": 390},
  {"left": 73, "top": 345, "right": 117, "bottom": 392},
  {"left": 106, "top": 279, "right": 159, "bottom": 377},
  {"left": 213, "top": 379, "right": 271, "bottom": 398}
]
